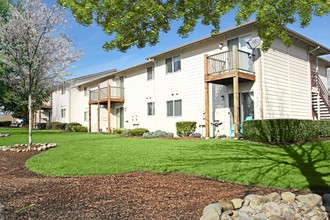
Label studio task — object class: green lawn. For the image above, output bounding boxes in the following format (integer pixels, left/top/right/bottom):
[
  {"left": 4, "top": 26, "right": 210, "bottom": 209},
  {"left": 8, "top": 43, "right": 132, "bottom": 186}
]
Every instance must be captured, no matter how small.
[{"left": 1, "top": 128, "right": 330, "bottom": 190}]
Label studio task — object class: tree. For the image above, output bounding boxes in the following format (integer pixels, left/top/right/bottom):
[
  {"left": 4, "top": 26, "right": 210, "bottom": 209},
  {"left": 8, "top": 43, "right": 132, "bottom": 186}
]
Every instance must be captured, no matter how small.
[
  {"left": 0, "top": 0, "right": 82, "bottom": 147},
  {"left": 58, "top": 0, "right": 330, "bottom": 52}
]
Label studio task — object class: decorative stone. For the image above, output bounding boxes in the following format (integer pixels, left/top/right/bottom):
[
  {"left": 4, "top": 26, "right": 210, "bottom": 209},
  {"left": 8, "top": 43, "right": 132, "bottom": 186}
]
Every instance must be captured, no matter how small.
[
  {"left": 245, "top": 195, "right": 268, "bottom": 205},
  {"left": 231, "top": 199, "right": 244, "bottom": 210},
  {"left": 218, "top": 200, "right": 234, "bottom": 211},
  {"left": 203, "top": 204, "right": 222, "bottom": 216},
  {"left": 281, "top": 192, "right": 296, "bottom": 204},
  {"left": 254, "top": 212, "right": 268, "bottom": 220},
  {"left": 239, "top": 206, "right": 256, "bottom": 215},
  {"left": 263, "top": 202, "right": 282, "bottom": 217},
  {"left": 200, "top": 210, "right": 220, "bottom": 220},
  {"left": 266, "top": 192, "right": 281, "bottom": 203},
  {"left": 296, "top": 194, "right": 322, "bottom": 209}
]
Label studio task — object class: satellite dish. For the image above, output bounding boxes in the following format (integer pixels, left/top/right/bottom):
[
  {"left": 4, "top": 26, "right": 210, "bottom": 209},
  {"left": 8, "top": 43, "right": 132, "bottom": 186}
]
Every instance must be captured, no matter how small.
[{"left": 246, "top": 37, "right": 261, "bottom": 50}]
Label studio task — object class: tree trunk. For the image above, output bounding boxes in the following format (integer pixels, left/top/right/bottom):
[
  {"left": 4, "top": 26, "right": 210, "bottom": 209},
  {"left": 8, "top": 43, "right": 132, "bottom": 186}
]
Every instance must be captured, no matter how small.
[{"left": 28, "top": 93, "right": 33, "bottom": 149}]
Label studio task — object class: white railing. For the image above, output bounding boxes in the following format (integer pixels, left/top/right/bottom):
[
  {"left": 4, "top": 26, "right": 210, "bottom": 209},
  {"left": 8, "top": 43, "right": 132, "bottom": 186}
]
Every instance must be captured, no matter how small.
[{"left": 90, "top": 86, "right": 124, "bottom": 101}]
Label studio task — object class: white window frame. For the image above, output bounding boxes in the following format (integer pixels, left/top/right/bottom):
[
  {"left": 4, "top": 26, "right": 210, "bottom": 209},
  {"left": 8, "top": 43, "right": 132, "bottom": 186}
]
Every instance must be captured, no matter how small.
[
  {"left": 165, "top": 55, "right": 181, "bottom": 73},
  {"left": 84, "top": 111, "right": 88, "bottom": 121},
  {"left": 147, "top": 67, "right": 154, "bottom": 80},
  {"left": 147, "top": 102, "right": 155, "bottom": 116},
  {"left": 166, "top": 99, "right": 182, "bottom": 117},
  {"left": 61, "top": 109, "right": 66, "bottom": 118}
]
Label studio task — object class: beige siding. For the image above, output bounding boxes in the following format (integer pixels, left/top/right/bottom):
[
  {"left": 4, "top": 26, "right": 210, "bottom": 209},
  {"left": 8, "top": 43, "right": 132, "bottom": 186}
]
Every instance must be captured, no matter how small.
[{"left": 263, "top": 38, "right": 311, "bottom": 119}]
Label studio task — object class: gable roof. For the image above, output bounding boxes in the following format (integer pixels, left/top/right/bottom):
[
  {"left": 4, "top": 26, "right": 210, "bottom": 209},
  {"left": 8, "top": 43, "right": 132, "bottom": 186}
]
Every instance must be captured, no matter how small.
[
  {"left": 146, "top": 20, "right": 330, "bottom": 59},
  {"left": 73, "top": 69, "right": 118, "bottom": 87}
]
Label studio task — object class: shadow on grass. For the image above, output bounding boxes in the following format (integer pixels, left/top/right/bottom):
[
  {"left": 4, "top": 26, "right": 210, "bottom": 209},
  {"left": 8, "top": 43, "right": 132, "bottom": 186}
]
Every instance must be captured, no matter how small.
[{"left": 160, "top": 140, "right": 330, "bottom": 192}]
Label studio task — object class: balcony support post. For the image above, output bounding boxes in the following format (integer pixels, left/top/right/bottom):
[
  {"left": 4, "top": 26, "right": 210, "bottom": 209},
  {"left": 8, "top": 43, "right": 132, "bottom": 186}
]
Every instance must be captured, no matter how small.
[
  {"left": 88, "top": 104, "right": 91, "bottom": 132},
  {"left": 233, "top": 73, "right": 239, "bottom": 137},
  {"left": 107, "top": 81, "right": 111, "bottom": 133},
  {"left": 97, "top": 84, "right": 100, "bottom": 132},
  {"left": 204, "top": 54, "right": 210, "bottom": 137}
]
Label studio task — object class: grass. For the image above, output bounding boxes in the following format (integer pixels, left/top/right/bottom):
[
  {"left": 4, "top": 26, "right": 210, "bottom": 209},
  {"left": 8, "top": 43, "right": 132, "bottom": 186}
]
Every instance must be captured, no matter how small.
[{"left": 1, "top": 128, "right": 330, "bottom": 190}]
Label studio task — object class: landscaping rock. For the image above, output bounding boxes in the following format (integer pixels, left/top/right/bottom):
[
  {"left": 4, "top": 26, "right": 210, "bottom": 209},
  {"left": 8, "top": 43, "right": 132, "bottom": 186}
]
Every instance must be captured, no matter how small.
[
  {"left": 200, "top": 192, "right": 329, "bottom": 220},
  {"left": 296, "top": 194, "right": 322, "bottom": 209},
  {"left": 0, "top": 202, "right": 4, "bottom": 220},
  {"left": 0, "top": 143, "right": 58, "bottom": 152},
  {"left": 281, "top": 192, "right": 296, "bottom": 204},
  {"left": 231, "top": 198, "right": 244, "bottom": 209},
  {"left": 203, "top": 203, "right": 222, "bottom": 216},
  {"left": 218, "top": 200, "right": 234, "bottom": 211},
  {"left": 0, "top": 133, "right": 10, "bottom": 138}
]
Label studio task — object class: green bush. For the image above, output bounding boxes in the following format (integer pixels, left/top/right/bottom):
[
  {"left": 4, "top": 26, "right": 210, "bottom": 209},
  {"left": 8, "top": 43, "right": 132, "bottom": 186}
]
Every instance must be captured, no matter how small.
[
  {"left": 66, "top": 122, "right": 82, "bottom": 132},
  {"left": 72, "top": 125, "right": 88, "bottom": 132},
  {"left": 46, "top": 122, "right": 58, "bottom": 130},
  {"left": 243, "top": 119, "right": 319, "bottom": 143},
  {"left": 46, "top": 122, "right": 67, "bottom": 130},
  {"left": 128, "top": 128, "right": 149, "bottom": 137},
  {"left": 317, "top": 120, "right": 330, "bottom": 137},
  {"left": 176, "top": 121, "right": 197, "bottom": 137},
  {"left": 37, "top": 123, "right": 47, "bottom": 130},
  {"left": 143, "top": 130, "right": 174, "bottom": 139},
  {"left": 113, "top": 128, "right": 127, "bottom": 134},
  {"left": 0, "top": 121, "right": 11, "bottom": 127}
]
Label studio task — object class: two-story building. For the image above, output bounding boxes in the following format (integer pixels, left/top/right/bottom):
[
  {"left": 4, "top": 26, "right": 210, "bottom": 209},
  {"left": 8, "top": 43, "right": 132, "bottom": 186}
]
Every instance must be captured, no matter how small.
[{"left": 39, "top": 21, "right": 330, "bottom": 137}]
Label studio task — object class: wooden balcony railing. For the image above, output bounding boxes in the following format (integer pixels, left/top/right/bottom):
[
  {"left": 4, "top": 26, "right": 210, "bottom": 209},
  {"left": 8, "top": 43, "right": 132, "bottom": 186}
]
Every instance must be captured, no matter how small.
[
  {"left": 90, "top": 86, "right": 124, "bottom": 102},
  {"left": 207, "top": 48, "right": 255, "bottom": 75}
]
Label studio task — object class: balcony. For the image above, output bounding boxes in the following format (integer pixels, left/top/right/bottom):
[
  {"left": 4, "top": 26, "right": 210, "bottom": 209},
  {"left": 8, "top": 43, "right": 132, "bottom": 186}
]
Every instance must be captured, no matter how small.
[
  {"left": 40, "top": 99, "right": 52, "bottom": 109},
  {"left": 89, "top": 86, "right": 125, "bottom": 104},
  {"left": 205, "top": 46, "right": 255, "bottom": 85}
]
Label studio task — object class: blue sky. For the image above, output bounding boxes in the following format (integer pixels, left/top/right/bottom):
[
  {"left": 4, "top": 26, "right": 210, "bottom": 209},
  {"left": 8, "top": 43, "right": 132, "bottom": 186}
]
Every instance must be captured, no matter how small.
[{"left": 50, "top": 1, "right": 330, "bottom": 78}]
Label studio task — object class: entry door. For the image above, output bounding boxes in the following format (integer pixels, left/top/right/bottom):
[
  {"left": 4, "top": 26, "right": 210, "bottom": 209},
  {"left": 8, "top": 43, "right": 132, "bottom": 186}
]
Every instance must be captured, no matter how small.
[
  {"left": 227, "top": 38, "right": 238, "bottom": 70},
  {"left": 116, "top": 107, "right": 124, "bottom": 128},
  {"left": 227, "top": 35, "right": 253, "bottom": 71}
]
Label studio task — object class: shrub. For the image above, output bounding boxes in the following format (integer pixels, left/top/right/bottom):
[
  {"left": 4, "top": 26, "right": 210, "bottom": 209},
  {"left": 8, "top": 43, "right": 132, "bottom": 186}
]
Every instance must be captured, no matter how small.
[
  {"left": 0, "top": 121, "right": 11, "bottom": 127},
  {"left": 243, "top": 119, "right": 319, "bottom": 143},
  {"left": 37, "top": 123, "right": 47, "bottom": 130},
  {"left": 113, "top": 128, "right": 127, "bottom": 134},
  {"left": 66, "top": 122, "right": 82, "bottom": 132},
  {"left": 46, "top": 122, "right": 58, "bottom": 130},
  {"left": 176, "top": 121, "right": 197, "bottom": 137},
  {"left": 72, "top": 125, "right": 88, "bottom": 132},
  {"left": 46, "top": 122, "right": 67, "bottom": 130},
  {"left": 143, "top": 130, "right": 174, "bottom": 139},
  {"left": 128, "top": 128, "right": 149, "bottom": 137},
  {"left": 317, "top": 120, "right": 330, "bottom": 137}
]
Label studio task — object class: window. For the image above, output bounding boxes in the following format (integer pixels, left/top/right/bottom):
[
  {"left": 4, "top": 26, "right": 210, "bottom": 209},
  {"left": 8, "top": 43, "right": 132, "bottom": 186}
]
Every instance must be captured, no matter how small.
[
  {"left": 84, "top": 111, "right": 88, "bottom": 121},
  {"left": 61, "top": 87, "right": 66, "bottom": 95},
  {"left": 167, "top": 99, "right": 182, "bottom": 116},
  {"left": 166, "top": 55, "right": 181, "bottom": 73},
  {"left": 61, "top": 109, "right": 66, "bottom": 118},
  {"left": 84, "top": 87, "right": 88, "bottom": 96},
  {"left": 147, "top": 67, "right": 153, "bottom": 80},
  {"left": 147, "top": 102, "right": 155, "bottom": 116}
]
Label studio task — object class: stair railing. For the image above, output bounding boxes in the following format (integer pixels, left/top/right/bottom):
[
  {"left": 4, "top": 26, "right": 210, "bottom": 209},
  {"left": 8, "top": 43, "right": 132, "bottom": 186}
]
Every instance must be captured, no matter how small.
[{"left": 316, "top": 74, "right": 330, "bottom": 112}]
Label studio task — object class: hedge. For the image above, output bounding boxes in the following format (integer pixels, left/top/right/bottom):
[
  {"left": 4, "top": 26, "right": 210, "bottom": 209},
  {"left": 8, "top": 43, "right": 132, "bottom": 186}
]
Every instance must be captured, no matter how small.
[
  {"left": 113, "top": 128, "right": 127, "bottom": 134},
  {"left": 46, "top": 122, "right": 67, "bottom": 130},
  {"left": 176, "top": 121, "right": 197, "bottom": 137},
  {"left": 66, "top": 122, "right": 82, "bottom": 132},
  {"left": 37, "top": 123, "right": 47, "bottom": 130},
  {"left": 143, "top": 130, "right": 174, "bottom": 139},
  {"left": 317, "top": 120, "right": 330, "bottom": 137},
  {"left": 72, "top": 125, "right": 87, "bottom": 132},
  {"left": 127, "top": 128, "right": 149, "bottom": 136},
  {"left": 0, "top": 121, "right": 11, "bottom": 127},
  {"left": 243, "top": 119, "right": 321, "bottom": 143}
]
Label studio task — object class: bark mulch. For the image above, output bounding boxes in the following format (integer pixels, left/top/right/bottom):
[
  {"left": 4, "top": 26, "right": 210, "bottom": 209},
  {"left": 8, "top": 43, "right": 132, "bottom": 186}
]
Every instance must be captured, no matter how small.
[{"left": 0, "top": 151, "right": 305, "bottom": 220}]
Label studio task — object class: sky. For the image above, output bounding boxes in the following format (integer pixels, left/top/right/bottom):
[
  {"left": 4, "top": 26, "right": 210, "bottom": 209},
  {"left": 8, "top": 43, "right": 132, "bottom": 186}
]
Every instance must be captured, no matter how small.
[{"left": 45, "top": 1, "right": 330, "bottom": 78}]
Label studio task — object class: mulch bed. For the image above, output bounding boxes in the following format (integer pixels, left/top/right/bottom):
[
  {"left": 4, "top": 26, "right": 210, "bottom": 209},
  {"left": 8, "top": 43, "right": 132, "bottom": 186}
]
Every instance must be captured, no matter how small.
[{"left": 0, "top": 151, "right": 308, "bottom": 220}]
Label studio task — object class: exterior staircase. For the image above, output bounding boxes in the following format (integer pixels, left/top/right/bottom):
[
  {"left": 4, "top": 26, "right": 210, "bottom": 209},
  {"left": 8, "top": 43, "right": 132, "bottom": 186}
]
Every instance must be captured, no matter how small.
[{"left": 311, "top": 73, "right": 330, "bottom": 119}]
